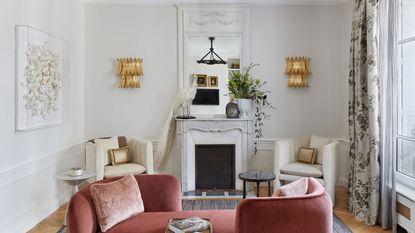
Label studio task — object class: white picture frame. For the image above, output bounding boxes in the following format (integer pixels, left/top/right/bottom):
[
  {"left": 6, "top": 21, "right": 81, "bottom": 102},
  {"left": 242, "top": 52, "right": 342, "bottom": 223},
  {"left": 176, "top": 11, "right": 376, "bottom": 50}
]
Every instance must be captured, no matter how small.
[{"left": 15, "top": 25, "right": 66, "bottom": 131}]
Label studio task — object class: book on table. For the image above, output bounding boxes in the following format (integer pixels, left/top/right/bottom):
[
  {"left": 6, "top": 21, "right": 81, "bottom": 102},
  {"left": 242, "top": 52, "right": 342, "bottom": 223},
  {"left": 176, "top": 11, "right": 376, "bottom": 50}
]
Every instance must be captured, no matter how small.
[{"left": 168, "top": 217, "right": 210, "bottom": 233}]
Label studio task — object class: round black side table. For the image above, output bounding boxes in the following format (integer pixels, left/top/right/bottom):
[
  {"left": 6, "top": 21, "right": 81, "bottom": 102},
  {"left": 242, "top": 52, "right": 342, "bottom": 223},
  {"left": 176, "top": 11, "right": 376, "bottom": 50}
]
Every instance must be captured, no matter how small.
[{"left": 238, "top": 171, "right": 276, "bottom": 198}]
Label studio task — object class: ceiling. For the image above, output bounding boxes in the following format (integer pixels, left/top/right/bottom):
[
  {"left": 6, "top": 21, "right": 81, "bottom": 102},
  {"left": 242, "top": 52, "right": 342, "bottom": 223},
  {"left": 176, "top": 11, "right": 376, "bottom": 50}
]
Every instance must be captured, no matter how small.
[{"left": 84, "top": 0, "right": 350, "bottom": 5}]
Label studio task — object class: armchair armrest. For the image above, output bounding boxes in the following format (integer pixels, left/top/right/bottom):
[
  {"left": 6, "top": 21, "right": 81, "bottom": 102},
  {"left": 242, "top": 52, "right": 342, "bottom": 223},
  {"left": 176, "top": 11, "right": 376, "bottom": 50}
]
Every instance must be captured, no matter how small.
[
  {"left": 274, "top": 139, "right": 295, "bottom": 187},
  {"left": 322, "top": 141, "right": 339, "bottom": 204},
  {"left": 128, "top": 138, "right": 154, "bottom": 174},
  {"left": 85, "top": 142, "right": 105, "bottom": 181}
]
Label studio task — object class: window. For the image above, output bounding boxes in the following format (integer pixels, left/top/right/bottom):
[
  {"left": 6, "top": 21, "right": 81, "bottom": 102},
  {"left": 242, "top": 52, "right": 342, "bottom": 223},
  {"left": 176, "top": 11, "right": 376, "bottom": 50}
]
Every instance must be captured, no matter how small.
[{"left": 396, "top": 0, "right": 415, "bottom": 184}]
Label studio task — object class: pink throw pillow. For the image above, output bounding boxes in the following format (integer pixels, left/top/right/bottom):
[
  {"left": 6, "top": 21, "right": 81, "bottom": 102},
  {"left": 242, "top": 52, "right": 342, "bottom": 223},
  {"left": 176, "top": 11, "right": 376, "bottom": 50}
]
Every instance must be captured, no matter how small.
[
  {"left": 272, "top": 178, "right": 309, "bottom": 197},
  {"left": 90, "top": 174, "right": 144, "bottom": 232}
]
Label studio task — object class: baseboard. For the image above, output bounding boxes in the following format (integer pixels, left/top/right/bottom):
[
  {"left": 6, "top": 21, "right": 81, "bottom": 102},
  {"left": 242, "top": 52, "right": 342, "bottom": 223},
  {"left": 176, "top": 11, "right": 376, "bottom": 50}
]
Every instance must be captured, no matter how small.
[
  {"left": 336, "top": 177, "right": 348, "bottom": 188},
  {"left": 0, "top": 142, "right": 85, "bottom": 232}
]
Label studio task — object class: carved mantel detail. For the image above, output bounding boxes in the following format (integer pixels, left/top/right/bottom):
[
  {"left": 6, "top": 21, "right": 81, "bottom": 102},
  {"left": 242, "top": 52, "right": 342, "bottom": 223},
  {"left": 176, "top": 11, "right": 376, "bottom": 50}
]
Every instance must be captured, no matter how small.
[{"left": 174, "top": 118, "right": 255, "bottom": 192}]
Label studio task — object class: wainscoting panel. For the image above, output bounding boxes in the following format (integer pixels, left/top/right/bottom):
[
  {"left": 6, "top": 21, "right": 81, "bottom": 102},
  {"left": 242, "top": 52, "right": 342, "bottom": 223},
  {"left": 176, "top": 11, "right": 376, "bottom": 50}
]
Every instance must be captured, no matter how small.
[{"left": 0, "top": 142, "right": 85, "bottom": 233}]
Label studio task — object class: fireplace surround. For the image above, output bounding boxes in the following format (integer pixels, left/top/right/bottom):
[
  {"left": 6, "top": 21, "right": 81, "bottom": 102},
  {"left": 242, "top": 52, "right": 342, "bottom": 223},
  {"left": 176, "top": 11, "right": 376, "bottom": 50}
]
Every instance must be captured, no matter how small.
[{"left": 174, "top": 116, "right": 254, "bottom": 192}]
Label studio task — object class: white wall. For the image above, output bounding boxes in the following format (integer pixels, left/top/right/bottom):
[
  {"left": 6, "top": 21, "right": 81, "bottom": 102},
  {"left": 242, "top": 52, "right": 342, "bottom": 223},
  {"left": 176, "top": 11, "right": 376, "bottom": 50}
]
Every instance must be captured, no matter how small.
[
  {"left": 84, "top": 3, "right": 352, "bottom": 185},
  {"left": 250, "top": 3, "right": 352, "bottom": 184},
  {"left": 84, "top": 4, "right": 178, "bottom": 140},
  {"left": 0, "top": 0, "right": 84, "bottom": 232}
]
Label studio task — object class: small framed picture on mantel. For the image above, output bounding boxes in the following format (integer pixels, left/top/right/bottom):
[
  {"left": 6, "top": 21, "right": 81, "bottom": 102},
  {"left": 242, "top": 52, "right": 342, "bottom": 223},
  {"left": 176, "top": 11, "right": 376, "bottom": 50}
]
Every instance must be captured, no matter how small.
[
  {"left": 208, "top": 76, "right": 218, "bottom": 87},
  {"left": 194, "top": 74, "right": 207, "bottom": 87}
]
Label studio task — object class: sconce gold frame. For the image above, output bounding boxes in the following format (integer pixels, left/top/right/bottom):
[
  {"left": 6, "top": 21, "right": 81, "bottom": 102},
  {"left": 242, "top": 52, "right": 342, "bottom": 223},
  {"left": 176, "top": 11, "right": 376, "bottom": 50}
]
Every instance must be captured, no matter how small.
[
  {"left": 117, "top": 58, "right": 143, "bottom": 88},
  {"left": 285, "top": 57, "right": 311, "bottom": 88}
]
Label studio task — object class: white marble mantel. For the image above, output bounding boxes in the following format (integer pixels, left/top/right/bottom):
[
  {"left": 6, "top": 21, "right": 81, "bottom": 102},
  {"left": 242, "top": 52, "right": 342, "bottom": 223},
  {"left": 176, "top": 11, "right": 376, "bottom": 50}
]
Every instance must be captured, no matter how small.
[{"left": 174, "top": 115, "right": 255, "bottom": 192}]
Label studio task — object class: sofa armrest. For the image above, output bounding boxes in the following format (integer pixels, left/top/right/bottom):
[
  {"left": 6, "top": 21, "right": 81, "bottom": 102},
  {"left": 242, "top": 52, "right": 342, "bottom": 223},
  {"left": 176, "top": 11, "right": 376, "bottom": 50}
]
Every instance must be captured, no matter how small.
[
  {"left": 85, "top": 142, "right": 105, "bottom": 181},
  {"left": 274, "top": 139, "right": 295, "bottom": 187},
  {"left": 128, "top": 138, "right": 154, "bottom": 174},
  {"left": 136, "top": 175, "right": 182, "bottom": 212},
  {"left": 235, "top": 194, "right": 332, "bottom": 233},
  {"left": 322, "top": 141, "right": 339, "bottom": 204},
  {"left": 67, "top": 188, "right": 98, "bottom": 233}
]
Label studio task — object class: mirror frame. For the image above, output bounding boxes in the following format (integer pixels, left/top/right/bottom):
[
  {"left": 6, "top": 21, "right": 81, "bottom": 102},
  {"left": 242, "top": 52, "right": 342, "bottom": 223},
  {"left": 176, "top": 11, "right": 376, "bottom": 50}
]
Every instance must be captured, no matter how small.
[{"left": 177, "top": 4, "right": 250, "bottom": 88}]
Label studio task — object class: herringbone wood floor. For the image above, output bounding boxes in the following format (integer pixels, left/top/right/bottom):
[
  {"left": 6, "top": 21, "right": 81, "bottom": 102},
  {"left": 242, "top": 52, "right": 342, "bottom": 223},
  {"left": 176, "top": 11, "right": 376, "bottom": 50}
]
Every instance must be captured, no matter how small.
[{"left": 28, "top": 186, "right": 392, "bottom": 233}]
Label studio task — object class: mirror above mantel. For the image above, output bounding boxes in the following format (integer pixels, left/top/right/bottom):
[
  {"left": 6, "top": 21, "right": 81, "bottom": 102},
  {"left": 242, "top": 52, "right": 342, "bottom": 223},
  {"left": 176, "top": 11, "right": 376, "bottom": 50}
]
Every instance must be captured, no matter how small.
[
  {"left": 177, "top": 4, "right": 250, "bottom": 116},
  {"left": 187, "top": 35, "right": 241, "bottom": 115}
]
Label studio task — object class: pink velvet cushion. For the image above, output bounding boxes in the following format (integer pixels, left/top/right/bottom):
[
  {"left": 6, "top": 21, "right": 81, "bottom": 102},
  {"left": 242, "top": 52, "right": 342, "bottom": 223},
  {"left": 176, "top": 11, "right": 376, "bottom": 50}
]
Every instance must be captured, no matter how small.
[
  {"left": 90, "top": 174, "right": 144, "bottom": 232},
  {"left": 272, "top": 177, "right": 308, "bottom": 197}
]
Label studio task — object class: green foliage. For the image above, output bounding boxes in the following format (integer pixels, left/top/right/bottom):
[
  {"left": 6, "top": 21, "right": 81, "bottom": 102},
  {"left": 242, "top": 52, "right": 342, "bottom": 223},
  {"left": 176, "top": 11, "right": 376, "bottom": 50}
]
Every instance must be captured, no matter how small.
[
  {"left": 228, "top": 63, "right": 266, "bottom": 99},
  {"left": 228, "top": 63, "right": 275, "bottom": 147}
]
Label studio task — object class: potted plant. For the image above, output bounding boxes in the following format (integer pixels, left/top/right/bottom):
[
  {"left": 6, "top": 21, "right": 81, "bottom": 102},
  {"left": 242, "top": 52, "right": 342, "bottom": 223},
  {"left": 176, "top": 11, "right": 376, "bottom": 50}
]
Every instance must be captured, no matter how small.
[{"left": 227, "top": 63, "right": 275, "bottom": 140}]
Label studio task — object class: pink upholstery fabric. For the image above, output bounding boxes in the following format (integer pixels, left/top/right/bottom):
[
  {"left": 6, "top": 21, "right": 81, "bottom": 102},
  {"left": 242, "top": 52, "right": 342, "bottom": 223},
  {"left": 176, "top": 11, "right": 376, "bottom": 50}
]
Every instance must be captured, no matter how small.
[
  {"left": 90, "top": 175, "right": 144, "bottom": 232},
  {"left": 272, "top": 177, "right": 308, "bottom": 197},
  {"left": 100, "top": 210, "right": 235, "bottom": 233},
  {"left": 236, "top": 177, "right": 333, "bottom": 233},
  {"left": 68, "top": 176, "right": 332, "bottom": 233},
  {"left": 67, "top": 175, "right": 182, "bottom": 233}
]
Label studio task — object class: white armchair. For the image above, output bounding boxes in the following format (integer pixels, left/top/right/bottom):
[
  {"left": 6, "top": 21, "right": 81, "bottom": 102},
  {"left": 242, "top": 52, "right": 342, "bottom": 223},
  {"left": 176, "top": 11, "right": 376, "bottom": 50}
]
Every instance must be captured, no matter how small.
[
  {"left": 274, "top": 136, "right": 340, "bottom": 204},
  {"left": 86, "top": 136, "right": 154, "bottom": 181}
]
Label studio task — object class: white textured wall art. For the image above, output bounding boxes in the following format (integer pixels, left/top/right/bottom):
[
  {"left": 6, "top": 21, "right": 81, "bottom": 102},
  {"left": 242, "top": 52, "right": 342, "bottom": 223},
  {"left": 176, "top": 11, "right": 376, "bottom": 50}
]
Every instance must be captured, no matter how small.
[{"left": 15, "top": 25, "right": 65, "bottom": 131}]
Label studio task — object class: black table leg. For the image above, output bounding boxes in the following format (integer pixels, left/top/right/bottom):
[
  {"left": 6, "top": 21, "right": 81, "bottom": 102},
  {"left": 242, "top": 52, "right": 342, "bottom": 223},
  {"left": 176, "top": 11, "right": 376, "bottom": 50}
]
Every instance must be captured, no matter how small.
[
  {"left": 268, "top": 181, "right": 271, "bottom": 196},
  {"left": 243, "top": 181, "right": 246, "bottom": 199},
  {"left": 256, "top": 181, "right": 260, "bottom": 197}
]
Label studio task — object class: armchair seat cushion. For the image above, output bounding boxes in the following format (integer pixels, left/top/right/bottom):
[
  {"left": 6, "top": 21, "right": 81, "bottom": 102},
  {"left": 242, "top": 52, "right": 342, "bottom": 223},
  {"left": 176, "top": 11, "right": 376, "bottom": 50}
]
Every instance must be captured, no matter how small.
[
  {"left": 280, "top": 162, "right": 323, "bottom": 178},
  {"left": 104, "top": 163, "right": 146, "bottom": 178}
]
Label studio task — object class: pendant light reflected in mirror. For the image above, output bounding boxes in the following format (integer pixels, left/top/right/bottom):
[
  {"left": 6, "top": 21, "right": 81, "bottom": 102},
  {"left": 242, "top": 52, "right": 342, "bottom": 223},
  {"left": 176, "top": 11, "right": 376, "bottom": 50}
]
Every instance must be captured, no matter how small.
[{"left": 197, "top": 37, "right": 227, "bottom": 65}]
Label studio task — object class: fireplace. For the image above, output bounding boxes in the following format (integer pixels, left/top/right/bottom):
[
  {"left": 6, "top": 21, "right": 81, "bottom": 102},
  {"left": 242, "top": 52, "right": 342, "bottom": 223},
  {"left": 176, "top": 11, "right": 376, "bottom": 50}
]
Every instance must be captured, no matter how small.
[
  {"left": 174, "top": 117, "right": 254, "bottom": 192},
  {"left": 195, "top": 144, "right": 235, "bottom": 189}
]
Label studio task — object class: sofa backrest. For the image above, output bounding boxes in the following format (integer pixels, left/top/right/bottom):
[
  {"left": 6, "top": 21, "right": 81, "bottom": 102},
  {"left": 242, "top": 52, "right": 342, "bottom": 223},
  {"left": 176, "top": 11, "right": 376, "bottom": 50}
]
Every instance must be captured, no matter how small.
[{"left": 67, "top": 175, "right": 182, "bottom": 233}]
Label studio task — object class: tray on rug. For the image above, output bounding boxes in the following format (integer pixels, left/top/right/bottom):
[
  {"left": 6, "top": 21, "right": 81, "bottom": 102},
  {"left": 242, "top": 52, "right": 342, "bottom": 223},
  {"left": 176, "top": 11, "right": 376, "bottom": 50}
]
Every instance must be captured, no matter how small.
[{"left": 165, "top": 218, "right": 212, "bottom": 233}]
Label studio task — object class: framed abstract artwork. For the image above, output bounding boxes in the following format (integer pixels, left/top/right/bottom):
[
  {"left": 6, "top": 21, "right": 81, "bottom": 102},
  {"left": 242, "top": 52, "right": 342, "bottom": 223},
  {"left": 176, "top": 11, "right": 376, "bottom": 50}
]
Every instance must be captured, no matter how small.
[{"left": 15, "top": 25, "right": 67, "bottom": 131}]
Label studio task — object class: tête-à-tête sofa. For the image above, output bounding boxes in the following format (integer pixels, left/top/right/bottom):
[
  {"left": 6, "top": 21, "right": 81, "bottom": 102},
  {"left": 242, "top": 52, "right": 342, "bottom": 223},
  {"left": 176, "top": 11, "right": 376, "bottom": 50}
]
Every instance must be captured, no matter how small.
[{"left": 67, "top": 175, "right": 332, "bottom": 233}]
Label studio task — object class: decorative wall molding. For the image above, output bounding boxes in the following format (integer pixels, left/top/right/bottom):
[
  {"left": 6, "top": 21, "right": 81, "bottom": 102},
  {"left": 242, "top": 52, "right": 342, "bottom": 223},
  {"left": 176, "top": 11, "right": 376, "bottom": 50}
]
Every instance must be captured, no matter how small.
[
  {"left": 84, "top": 0, "right": 352, "bottom": 6},
  {"left": 0, "top": 142, "right": 85, "bottom": 232},
  {"left": 177, "top": 4, "right": 250, "bottom": 88},
  {"left": 0, "top": 142, "right": 85, "bottom": 189}
]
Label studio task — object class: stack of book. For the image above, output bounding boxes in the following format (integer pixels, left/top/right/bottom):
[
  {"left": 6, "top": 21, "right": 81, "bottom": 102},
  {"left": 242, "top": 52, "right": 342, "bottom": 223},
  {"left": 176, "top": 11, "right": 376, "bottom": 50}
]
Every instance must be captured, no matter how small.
[{"left": 168, "top": 217, "right": 210, "bottom": 233}]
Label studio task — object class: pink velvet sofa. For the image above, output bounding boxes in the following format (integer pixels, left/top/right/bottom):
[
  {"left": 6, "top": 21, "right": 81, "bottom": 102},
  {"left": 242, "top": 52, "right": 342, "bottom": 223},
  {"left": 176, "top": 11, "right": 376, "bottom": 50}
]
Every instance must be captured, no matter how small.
[{"left": 67, "top": 175, "right": 332, "bottom": 233}]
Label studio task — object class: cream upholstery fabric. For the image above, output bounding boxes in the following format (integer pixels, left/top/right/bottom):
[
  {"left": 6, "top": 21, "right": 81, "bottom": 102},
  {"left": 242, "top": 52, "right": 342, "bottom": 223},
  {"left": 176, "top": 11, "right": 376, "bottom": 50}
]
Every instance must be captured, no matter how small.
[
  {"left": 94, "top": 137, "right": 119, "bottom": 166},
  {"left": 310, "top": 135, "right": 332, "bottom": 164},
  {"left": 86, "top": 137, "right": 154, "bottom": 181},
  {"left": 104, "top": 163, "right": 147, "bottom": 179},
  {"left": 274, "top": 137, "right": 347, "bottom": 205},
  {"left": 280, "top": 162, "right": 323, "bottom": 177}
]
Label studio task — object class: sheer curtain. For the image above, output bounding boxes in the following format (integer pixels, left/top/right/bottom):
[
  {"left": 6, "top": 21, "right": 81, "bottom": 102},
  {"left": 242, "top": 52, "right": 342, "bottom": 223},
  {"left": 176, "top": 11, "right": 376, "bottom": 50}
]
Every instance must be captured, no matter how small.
[{"left": 378, "top": 0, "right": 398, "bottom": 231}]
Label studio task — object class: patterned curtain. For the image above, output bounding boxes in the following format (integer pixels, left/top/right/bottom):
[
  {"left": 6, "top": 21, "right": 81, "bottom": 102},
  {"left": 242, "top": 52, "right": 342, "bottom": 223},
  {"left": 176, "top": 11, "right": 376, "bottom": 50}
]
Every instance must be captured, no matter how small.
[{"left": 348, "top": 0, "right": 380, "bottom": 225}]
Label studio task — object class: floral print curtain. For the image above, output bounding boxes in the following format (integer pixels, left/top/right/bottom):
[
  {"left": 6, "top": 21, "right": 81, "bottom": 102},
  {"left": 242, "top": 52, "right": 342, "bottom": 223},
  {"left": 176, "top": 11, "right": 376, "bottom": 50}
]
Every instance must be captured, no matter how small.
[{"left": 348, "top": 0, "right": 380, "bottom": 225}]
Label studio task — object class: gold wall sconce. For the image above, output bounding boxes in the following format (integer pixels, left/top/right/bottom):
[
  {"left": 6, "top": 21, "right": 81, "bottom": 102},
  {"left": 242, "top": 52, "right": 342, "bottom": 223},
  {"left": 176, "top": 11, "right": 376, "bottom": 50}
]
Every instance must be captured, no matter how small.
[
  {"left": 117, "top": 58, "right": 143, "bottom": 88},
  {"left": 285, "top": 57, "right": 311, "bottom": 88}
]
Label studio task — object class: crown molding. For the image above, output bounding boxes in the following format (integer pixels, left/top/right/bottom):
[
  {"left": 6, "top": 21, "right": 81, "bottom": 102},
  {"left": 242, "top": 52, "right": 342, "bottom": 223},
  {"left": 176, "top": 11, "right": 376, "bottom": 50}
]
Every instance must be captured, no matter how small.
[{"left": 84, "top": 0, "right": 351, "bottom": 6}]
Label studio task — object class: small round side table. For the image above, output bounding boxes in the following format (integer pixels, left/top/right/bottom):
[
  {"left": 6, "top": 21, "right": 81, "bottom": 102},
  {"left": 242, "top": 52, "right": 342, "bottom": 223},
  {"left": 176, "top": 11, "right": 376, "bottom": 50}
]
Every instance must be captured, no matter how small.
[
  {"left": 54, "top": 170, "right": 95, "bottom": 225},
  {"left": 238, "top": 171, "right": 276, "bottom": 198}
]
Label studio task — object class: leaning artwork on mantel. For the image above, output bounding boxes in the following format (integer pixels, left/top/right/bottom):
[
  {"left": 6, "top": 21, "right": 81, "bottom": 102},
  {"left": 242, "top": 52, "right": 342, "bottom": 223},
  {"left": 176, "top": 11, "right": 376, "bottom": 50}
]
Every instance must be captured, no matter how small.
[{"left": 15, "top": 25, "right": 66, "bottom": 131}]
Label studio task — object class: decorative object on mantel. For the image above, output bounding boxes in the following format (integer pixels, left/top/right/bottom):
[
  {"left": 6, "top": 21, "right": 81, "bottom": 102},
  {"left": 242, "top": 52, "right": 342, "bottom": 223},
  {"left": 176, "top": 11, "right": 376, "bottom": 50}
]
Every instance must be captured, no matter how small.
[
  {"left": 154, "top": 77, "right": 198, "bottom": 171},
  {"left": 117, "top": 57, "right": 143, "bottom": 88},
  {"left": 194, "top": 74, "right": 208, "bottom": 87},
  {"left": 208, "top": 76, "right": 218, "bottom": 87},
  {"left": 285, "top": 57, "right": 311, "bottom": 88},
  {"left": 197, "top": 37, "right": 227, "bottom": 65},
  {"left": 15, "top": 25, "right": 66, "bottom": 131},
  {"left": 225, "top": 101, "right": 240, "bottom": 118},
  {"left": 227, "top": 63, "right": 275, "bottom": 143}
]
